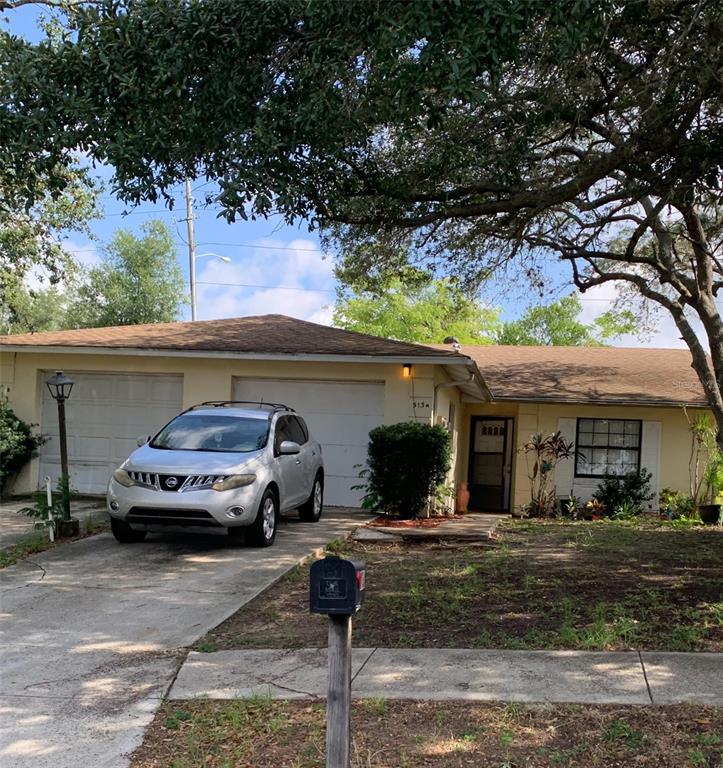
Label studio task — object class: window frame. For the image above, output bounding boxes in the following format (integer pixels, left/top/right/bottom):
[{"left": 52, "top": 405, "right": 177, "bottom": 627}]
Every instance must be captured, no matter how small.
[{"left": 574, "top": 418, "right": 642, "bottom": 478}]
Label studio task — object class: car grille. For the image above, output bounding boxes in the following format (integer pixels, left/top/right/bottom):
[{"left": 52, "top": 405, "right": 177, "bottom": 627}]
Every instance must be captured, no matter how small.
[
  {"left": 127, "top": 507, "right": 221, "bottom": 527},
  {"left": 128, "top": 472, "right": 227, "bottom": 492}
]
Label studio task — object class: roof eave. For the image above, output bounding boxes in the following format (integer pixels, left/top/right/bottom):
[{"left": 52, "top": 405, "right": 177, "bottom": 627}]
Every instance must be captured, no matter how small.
[
  {"left": 0, "top": 344, "right": 466, "bottom": 365},
  {"left": 489, "top": 395, "right": 709, "bottom": 408}
]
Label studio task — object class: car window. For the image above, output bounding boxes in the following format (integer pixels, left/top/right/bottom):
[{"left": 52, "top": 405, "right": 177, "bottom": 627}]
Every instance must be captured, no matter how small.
[
  {"left": 274, "top": 416, "right": 294, "bottom": 452},
  {"left": 150, "top": 414, "right": 269, "bottom": 453},
  {"left": 287, "top": 416, "right": 308, "bottom": 445}
]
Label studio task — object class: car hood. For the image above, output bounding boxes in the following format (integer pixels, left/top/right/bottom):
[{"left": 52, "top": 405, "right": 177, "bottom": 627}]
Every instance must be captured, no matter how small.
[{"left": 123, "top": 444, "right": 265, "bottom": 474}]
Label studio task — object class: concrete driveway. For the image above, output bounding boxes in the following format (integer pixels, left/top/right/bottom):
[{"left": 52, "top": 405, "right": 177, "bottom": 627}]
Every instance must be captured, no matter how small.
[{"left": 0, "top": 509, "right": 368, "bottom": 768}]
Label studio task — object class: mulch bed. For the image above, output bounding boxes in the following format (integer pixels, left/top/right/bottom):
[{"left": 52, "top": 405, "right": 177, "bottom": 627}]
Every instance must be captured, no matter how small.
[
  {"left": 367, "top": 515, "right": 463, "bottom": 528},
  {"left": 131, "top": 700, "right": 723, "bottom": 768}
]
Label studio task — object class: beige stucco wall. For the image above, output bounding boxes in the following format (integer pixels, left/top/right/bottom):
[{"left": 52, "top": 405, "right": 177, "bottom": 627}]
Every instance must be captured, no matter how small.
[
  {"left": 460, "top": 399, "right": 706, "bottom": 512},
  {"left": 0, "top": 349, "right": 444, "bottom": 494}
]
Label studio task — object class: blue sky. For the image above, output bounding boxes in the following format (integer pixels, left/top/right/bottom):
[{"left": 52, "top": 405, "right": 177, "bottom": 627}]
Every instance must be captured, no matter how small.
[{"left": 5, "top": 7, "right": 693, "bottom": 347}]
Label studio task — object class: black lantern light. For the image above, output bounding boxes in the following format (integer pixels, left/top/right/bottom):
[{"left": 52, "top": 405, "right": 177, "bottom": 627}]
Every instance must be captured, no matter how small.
[
  {"left": 46, "top": 371, "right": 74, "bottom": 521},
  {"left": 46, "top": 370, "right": 75, "bottom": 402}
]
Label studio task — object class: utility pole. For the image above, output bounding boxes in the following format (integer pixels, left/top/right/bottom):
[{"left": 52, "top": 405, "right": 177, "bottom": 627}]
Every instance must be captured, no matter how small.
[{"left": 184, "top": 177, "right": 197, "bottom": 321}]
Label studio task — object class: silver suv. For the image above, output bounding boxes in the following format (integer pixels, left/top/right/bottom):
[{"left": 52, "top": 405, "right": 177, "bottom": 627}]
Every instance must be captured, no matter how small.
[{"left": 107, "top": 402, "right": 324, "bottom": 547}]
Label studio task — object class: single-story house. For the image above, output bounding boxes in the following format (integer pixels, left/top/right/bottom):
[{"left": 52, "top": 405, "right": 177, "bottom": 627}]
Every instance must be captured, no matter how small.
[{"left": 0, "top": 315, "right": 708, "bottom": 511}]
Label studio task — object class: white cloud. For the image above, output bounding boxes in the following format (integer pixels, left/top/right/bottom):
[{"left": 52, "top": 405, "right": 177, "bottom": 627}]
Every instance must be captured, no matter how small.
[
  {"left": 21, "top": 239, "right": 100, "bottom": 293},
  {"left": 194, "top": 238, "right": 335, "bottom": 324},
  {"left": 577, "top": 281, "right": 712, "bottom": 349}
]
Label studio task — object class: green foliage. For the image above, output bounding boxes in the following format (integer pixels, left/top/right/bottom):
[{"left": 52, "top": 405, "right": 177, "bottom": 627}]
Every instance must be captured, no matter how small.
[
  {"left": 0, "top": 158, "right": 100, "bottom": 334},
  {"left": 0, "top": 389, "right": 44, "bottom": 494},
  {"left": 0, "top": 280, "right": 73, "bottom": 335},
  {"left": 659, "top": 488, "right": 697, "bottom": 520},
  {"left": 18, "top": 475, "right": 76, "bottom": 530},
  {"left": 66, "top": 220, "right": 186, "bottom": 328},
  {"left": 521, "top": 432, "right": 575, "bottom": 517},
  {"left": 358, "top": 422, "right": 450, "bottom": 518},
  {"left": 334, "top": 276, "right": 498, "bottom": 344},
  {"left": 592, "top": 469, "right": 654, "bottom": 518},
  {"left": 1, "top": 1, "right": 721, "bottom": 437},
  {"left": 496, "top": 294, "right": 636, "bottom": 346}
]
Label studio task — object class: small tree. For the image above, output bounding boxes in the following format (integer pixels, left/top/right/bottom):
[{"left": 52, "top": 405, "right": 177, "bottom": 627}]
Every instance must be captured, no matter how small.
[
  {"left": 0, "top": 389, "right": 44, "bottom": 496},
  {"left": 521, "top": 432, "right": 575, "bottom": 517},
  {"left": 357, "top": 422, "right": 450, "bottom": 519}
]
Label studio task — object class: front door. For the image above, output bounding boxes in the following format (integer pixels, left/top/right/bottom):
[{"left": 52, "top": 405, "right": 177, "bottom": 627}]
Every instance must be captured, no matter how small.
[{"left": 468, "top": 417, "right": 514, "bottom": 512}]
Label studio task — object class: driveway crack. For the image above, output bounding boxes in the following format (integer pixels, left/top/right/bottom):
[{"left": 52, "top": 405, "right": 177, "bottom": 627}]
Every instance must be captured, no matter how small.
[
  {"left": 23, "top": 558, "right": 47, "bottom": 580},
  {"left": 638, "top": 650, "right": 654, "bottom": 704}
]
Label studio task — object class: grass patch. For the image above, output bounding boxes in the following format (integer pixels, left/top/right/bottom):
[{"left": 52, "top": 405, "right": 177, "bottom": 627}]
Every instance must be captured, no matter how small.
[
  {"left": 131, "top": 700, "right": 723, "bottom": 768},
  {"left": 0, "top": 529, "right": 53, "bottom": 568},
  {"left": 198, "top": 520, "right": 722, "bottom": 652},
  {"left": 0, "top": 514, "right": 110, "bottom": 569}
]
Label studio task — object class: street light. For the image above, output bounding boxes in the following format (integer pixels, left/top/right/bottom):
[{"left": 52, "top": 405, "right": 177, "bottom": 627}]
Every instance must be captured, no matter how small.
[
  {"left": 45, "top": 371, "right": 74, "bottom": 523},
  {"left": 190, "top": 252, "right": 231, "bottom": 321}
]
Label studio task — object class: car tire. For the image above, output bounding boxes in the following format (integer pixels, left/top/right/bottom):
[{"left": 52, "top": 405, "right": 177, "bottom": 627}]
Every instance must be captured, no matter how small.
[
  {"left": 246, "top": 488, "right": 278, "bottom": 547},
  {"left": 299, "top": 473, "right": 323, "bottom": 523},
  {"left": 110, "top": 516, "right": 147, "bottom": 543}
]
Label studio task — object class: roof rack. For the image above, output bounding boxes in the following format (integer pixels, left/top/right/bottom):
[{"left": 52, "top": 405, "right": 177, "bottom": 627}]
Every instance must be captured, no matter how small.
[{"left": 189, "top": 400, "right": 295, "bottom": 413}]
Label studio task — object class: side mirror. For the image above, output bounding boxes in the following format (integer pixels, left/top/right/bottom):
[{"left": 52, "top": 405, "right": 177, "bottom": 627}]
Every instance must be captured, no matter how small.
[
  {"left": 136, "top": 435, "right": 150, "bottom": 447},
  {"left": 278, "top": 440, "right": 301, "bottom": 455}
]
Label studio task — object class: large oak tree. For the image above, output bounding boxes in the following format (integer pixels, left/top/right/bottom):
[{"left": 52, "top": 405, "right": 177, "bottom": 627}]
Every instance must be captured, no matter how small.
[{"left": 1, "top": 1, "right": 722, "bottom": 431}]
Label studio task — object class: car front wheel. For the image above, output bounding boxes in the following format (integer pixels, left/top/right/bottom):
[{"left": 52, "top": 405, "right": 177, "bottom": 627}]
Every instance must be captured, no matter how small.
[
  {"left": 110, "top": 516, "right": 147, "bottom": 543},
  {"left": 246, "top": 489, "right": 278, "bottom": 547},
  {"left": 299, "top": 474, "right": 323, "bottom": 522}
]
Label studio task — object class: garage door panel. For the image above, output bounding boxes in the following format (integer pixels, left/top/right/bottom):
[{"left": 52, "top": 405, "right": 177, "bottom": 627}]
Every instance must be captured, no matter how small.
[
  {"left": 305, "top": 414, "right": 381, "bottom": 447},
  {"left": 324, "top": 476, "right": 364, "bottom": 509},
  {"left": 39, "top": 373, "right": 182, "bottom": 494},
  {"left": 234, "top": 379, "right": 383, "bottom": 416},
  {"left": 233, "top": 377, "right": 383, "bottom": 507},
  {"left": 73, "top": 435, "right": 114, "bottom": 461},
  {"left": 321, "top": 445, "right": 367, "bottom": 478},
  {"left": 149, "top": 378, "right": 183, "bottom": 403},
  {"left": 73, "top": 375, "right": 115, "bottom": 401}
]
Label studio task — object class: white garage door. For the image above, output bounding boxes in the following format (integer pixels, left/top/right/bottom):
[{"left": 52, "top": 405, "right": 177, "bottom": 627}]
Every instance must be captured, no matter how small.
[
  {"left": 39, "top": 372, "right": 183, "bottom": 494},
  {"left": 233, "top": 378, "right": 384, "bottom": 507}
]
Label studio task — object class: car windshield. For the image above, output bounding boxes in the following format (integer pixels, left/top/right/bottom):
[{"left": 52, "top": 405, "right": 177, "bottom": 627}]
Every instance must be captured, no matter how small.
[{"left": 151, "top": 414, "right": 269, "bottom": 453}]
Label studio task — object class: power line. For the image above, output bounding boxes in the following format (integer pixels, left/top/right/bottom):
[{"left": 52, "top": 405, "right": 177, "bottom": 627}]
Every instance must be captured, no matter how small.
[
  {"left": 196, "top": 281, "right": 334, "bottom": 293},
  {"left": 197, "top": 240, "right": 321, "bottom": 252}
]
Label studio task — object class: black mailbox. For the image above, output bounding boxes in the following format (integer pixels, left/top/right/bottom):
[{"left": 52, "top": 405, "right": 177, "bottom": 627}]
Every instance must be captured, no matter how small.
[{"left": 310, "top": 555, "right": 366, "bottom": 615}]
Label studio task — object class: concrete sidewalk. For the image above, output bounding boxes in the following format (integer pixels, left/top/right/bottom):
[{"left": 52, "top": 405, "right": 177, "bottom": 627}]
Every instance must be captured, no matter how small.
[{"left": 169, "top": 648, "right": 723, "bottom": 706}]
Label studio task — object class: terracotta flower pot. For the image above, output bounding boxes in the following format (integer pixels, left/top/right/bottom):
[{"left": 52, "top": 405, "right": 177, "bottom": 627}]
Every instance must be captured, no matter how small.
[{"left": 456, "top": 482, "right": 470, "bottom": 513}]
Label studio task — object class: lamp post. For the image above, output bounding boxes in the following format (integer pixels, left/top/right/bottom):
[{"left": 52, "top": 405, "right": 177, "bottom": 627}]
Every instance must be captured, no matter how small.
[
  {"left": 190, "top": 252, "right": 231, "bottom": 321},
  {"left": 46, "top": 370, "right": 74, "bottom": 523}
]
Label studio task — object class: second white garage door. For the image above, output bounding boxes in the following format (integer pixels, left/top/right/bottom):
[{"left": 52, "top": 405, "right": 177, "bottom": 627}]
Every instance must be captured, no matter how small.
[
  {"left": 39, "top": 372, "right": 183, "bottom": 494},
  {"left": 232, "top": 378, "right": 384, "bottom": 507}
]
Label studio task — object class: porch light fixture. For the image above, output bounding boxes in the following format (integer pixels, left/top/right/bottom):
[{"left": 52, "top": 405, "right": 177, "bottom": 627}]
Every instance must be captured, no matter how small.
[
  {"left": 45, "top": 371, "right": 74, "bottom": 521},
  {"left": 402, "top": 364, "right": 413, "bottom": 378},
  {"left": 46, "top": 370, "right": 75, "bottom": 402}
]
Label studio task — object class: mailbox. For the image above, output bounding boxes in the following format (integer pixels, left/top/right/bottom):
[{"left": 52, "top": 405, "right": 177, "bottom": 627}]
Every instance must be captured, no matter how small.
[{"left": 310, "top": 555, "right": 366, "bottom": 615}]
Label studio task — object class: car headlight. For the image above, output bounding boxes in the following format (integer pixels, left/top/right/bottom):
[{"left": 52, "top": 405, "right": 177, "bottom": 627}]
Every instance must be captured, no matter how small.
[
  {"left": 212, "top": 474, "right": 256, "bottom": 491},
  {"left": 112, "top": 468, "right": 136, "bottom": 488}
]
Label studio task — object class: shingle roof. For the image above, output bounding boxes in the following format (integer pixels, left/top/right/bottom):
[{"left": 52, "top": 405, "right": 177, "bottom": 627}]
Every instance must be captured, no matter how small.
[
  {"left": 0, "top": 314, "right": 461, "bottom": 359},
  {"left": 457, "top": 345, "right": 708, "bottom": 406}
]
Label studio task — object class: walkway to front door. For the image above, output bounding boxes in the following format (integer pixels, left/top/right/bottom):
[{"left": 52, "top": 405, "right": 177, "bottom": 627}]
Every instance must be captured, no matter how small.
[{"left": 468, "top": 417, "right": 514, "bottom": 512}]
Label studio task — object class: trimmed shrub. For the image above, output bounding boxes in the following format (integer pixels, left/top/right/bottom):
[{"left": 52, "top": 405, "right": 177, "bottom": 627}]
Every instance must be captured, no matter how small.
[
  {"left": 592, "top": 468, "right": 654, "bottom": 517},
  {"left": 0, "top": 389, "right": 45, "bottom": 496},
  {"left": 358, "top": 422, "right": 451, "bottom": 518}
]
